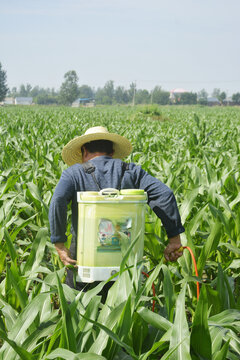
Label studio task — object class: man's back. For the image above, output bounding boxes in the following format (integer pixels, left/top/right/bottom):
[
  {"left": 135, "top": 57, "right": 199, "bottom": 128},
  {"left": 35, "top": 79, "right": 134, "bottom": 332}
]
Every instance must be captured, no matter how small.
[
  {"left": 49, "top": 127, "right": 184, "bottom": 288},
  {"left": 49, "top": 155, "right": 184, "bottom": 247}
]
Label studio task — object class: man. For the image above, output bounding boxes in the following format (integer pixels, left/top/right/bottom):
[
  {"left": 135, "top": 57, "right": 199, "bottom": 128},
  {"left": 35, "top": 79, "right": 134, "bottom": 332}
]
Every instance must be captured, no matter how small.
[{"left": 49, "top": 126, "right": 184, "bottom": 289}]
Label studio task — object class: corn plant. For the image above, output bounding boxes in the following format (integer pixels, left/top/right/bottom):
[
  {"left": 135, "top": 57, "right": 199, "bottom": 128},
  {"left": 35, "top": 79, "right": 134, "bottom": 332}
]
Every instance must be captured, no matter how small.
[{"left": 0, "top": 105, "right": 239, "bottom": 359}]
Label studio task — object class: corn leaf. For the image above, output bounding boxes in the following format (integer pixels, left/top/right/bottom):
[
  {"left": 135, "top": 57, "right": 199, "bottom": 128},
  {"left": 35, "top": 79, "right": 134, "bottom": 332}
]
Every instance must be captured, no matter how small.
[
  {"left": 169, "top": 284, "right": 191, "bottom": 360},
  {"left": 56, "top": 272, "right": 77, "bottom": 352},
  {"left": 4, "top": 227, "right": 17, "bottom": 263},
  {"left": 23, "top": 227, "right": 48, "bottom": 273},
  {"left": 162, "top": 264, "right": 175, "bottom": 321},
  {"left": 190, "top": 285, "right": 212, "bottom": 359},
  {"left": 137, "top": 307, "right": 172, "bottom": 332},
  {"left": 45, "top": 348, "right": 107, "bottom": 359},
  {"left": 197, "top": 221, "right": 222, "bottom": 277},
  {"left": 213, "top": 340, "right": 230, "bottom": 360},
  {"left": 0, "top": 329, "right": 34, "bottom": 360}
]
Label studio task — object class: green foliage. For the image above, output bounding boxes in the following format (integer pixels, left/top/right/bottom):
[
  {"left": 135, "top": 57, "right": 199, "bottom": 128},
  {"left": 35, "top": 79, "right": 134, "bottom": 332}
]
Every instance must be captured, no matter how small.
[
  {"left": 59, "top": 70, "right": 79, "bottom": 105},
  {"left": 0, "top": 105, "right": 240, "bottom": 359},
  {"left": 78, "top": 85, "right": 94, "bottom": 99},
  {"left": 135, "top": 89, "right": 151, "bottom": 104},
  {"left": 8, "top": 85, "right": 59, "bottom": 104},
  {"left": 232, "top": 92, "right": 240, "bottom": 104},
  {"left": 114, "top": 86, "right": 130, "bottom": 104},
  {"left": 0, "top": 62, "right": 8, "bottom": 102},
  {"left": 95, "top": 80, "right": 115, "bottom": 105},
  {"left": 218, "top": 91, "right": 227, "bottom": 104},
  {"left": 177, "top": 92, "right": 197, "bottom": 105},
  {"left": 35, "top": 94, "right": 58, "bottom": 105},
  {"left": 190, "top": 285, "right": 212, "bottom": 359},
  {"left": 152, "top": 86, "right": 170, "bottom": 105},
  {"left": 139, "top": 105, "right": 161, "bottom": 116}
]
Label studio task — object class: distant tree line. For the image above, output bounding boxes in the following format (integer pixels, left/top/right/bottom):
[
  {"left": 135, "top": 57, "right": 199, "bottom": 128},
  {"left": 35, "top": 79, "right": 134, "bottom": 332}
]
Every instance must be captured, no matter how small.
[
  {"left": 0, "top": 62, "right": 8, "bottom": 102},
  {"left": 1, "top": 64, "right": 240, "bottom": 106},
  {"left": 6, "top": 71, "right": 173, "bottom": 106}
]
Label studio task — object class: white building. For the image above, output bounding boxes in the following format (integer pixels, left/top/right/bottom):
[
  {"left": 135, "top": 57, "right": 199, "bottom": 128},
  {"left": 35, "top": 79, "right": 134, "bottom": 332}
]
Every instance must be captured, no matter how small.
[
  {"left": 3, "top": 97, "right": 15, "bottom": 105},
  {"left": 207, "top": 97, "right": 220, "bottom": 106},
  {"left": 15, "top": 97, "right": 33, "bottom": 105}
]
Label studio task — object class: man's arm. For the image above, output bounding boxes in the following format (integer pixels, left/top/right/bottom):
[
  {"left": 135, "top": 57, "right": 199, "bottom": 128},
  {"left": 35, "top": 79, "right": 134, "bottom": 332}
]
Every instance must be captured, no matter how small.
[
  {"left": 55, "top": 243, "right": 77, "bottom": 267},
  {"left": 136, "top": 167, "right": 184, "bottom": 262},
  {"left": 49, "top": 170, "right": 77, "bottom": 266},
  {"left": 164, "top": 235, "right": 183, "bottom": 262}
]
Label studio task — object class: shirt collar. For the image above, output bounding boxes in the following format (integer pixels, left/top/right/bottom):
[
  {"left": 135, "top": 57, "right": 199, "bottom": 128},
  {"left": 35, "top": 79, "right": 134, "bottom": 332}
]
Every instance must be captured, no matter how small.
[{"left": 90, "top": 155, "right": 113, "bottom": 162}]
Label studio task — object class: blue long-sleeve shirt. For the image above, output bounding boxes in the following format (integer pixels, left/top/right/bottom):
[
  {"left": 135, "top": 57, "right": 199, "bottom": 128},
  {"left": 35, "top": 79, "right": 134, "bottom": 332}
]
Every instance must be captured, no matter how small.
[{"left": 49, "top": 156, "right": 184, "bottom": 249}]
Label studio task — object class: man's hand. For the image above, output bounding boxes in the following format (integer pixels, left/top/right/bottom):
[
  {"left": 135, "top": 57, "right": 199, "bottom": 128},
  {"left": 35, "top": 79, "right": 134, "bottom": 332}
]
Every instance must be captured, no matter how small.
[
  {"left": 55, "top": 243, "right": 77, "bottom": 267},
  {"left": 164, "top": 235, "right": 183, "bottom": 262}
]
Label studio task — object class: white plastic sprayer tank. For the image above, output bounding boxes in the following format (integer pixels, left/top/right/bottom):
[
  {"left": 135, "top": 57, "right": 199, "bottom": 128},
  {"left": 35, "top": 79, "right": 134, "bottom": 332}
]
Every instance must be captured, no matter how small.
[{"left": 77, "top": 188, "right": 147, "bottom": 282}]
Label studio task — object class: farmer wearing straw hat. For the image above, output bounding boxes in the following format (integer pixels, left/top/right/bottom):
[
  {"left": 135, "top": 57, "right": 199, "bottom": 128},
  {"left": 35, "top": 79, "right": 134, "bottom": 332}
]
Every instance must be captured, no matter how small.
[{"left": 49, "top": 126, "right": 184, "bottom": 289}]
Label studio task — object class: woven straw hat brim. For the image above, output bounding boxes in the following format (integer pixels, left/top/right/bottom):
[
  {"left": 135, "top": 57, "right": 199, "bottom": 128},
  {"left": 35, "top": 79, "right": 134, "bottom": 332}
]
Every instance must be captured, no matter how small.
[{"left": 62, "top": 132, "right": 132, "bottom": 166}]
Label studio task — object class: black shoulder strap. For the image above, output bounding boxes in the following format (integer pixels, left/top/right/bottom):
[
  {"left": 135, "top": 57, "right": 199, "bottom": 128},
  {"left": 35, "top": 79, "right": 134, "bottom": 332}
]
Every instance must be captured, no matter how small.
[
  {"left": 118, "top": 162, "right": 129, "bottom": 190},
  {"left": 82, "top": 161, "right": 95, "bottom": 174},
  {"left": 82, "top": 161, "right": 129, "bottom": 191},
  {"left": 82, "top": 161, "right": 101, "bottom": 191}
]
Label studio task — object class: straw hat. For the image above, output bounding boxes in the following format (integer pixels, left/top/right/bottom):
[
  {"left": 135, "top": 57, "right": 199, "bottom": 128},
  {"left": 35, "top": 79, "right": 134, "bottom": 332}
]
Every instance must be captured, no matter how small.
[{"left": 62, "top": 126, "right": 132, "bottom": 166}]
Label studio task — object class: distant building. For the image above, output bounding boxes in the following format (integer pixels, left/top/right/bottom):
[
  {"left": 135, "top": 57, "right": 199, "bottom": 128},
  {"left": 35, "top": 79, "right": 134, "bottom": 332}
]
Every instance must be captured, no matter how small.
[
  {"left": 170, "top": 88, "right": 188, "bottom": 102},
  {"left": 3, "top": 97, "right": 15, "bottom": 105},
  {"left": 207, "top": 97, "right": 220, "bottom": 106},
  {"left": 15, "top": 97, "right": 33, "bottom": 105},
  {"left": 72, "top": 98, "right": 95, "bottom": 108},
  {"left": 223, "top": 97, "right": 234, "bottom": 106}
]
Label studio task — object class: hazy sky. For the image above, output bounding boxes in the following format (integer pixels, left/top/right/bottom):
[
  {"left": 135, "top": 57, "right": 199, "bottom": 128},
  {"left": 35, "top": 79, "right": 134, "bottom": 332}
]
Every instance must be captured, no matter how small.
[{"left": 1, "top": 0, "right": 240, "bottom": 95}]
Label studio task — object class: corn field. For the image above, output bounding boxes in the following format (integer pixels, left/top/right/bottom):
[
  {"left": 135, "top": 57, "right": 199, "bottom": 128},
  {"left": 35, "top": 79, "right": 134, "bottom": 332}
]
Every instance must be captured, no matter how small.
[{"left": 0, "top": 105, "right": 239, "bottom": 360}]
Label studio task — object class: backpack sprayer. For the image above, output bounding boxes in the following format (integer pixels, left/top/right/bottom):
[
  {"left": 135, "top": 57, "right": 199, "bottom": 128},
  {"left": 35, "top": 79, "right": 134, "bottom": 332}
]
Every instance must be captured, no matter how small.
[{"left": 76, "top": 188, "right": 147, "bottom": 283}]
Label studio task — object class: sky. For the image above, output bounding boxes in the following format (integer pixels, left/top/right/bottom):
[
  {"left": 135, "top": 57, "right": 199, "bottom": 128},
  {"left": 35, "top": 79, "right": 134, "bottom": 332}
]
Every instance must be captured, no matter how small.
[{"left": 1, "top": 0, "right": 240, "bottom": 96}]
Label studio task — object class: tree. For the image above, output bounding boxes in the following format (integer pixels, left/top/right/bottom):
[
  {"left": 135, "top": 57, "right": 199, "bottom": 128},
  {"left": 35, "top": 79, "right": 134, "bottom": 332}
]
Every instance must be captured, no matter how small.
[
  {"left": 95, "top": 88, "right": 104, "bottom": 104},
  {"left": 35, "top": 94, "right": 58, "bottom": 105},
  {"left": 211, "top": 88, "right": 226, "bottom": 104},
  {"left": 212, "top": 88, "right": 221, "bottom": 98},
  {"left": 197, "top": 89, "right": 208, "bottom": 105},
  {"left": 10, "top": 87, "right": 17, "bottom": 97},
  {"left": 115, "top": 86, "right": 129, "bottom": 104},
  {"left": 26, "top": 83, "right": 32, "bottom": 95},
  {"left": 19, "top": 84, "right": 28, "bottom": 97},
  {"left": 135, "top": 89, "right": 150, "bottom": 104},
  {"left": 95, "top": 81, "right": 115, "bottom": 105},
  {"left": 78, "top": 84, "right": 94, "bottom": 99},
  {"left": 0, "top": 62, "right": 8, "bottom": 101},
  {"left": 128, "top": 82, "right": 137, "bottom": 105},
  {"left": 232, "top": 92, "right": 240, "bottom": 104},
  {"left": 197, "top": 89, "right": 208, "bottom": 100},
  {"left": 103, "top": 80, "right": 115, "bottom": 103},
  {"left": 29, "top": 86, "right": 58, "bottom": 104},
  {"left": 30, "top": 86, "right": 41, "bottom": 98},
  {"left": 178, "top": 92, "right": 197, "bottom": 105},
  {"left": 95, "top": 89, "right": 112, "bottom": 105},
  {"left": 218, "top": 91, "right": 226, "bottom": 104},
  {"left": 152, "top": 86, "right": 170, "bottom": 105},
  {"left": 18, "top": 83, "right": 32, "bottom": 97},
  {"left": 59, "top": 70, "right": 79, "bottom": 105}
]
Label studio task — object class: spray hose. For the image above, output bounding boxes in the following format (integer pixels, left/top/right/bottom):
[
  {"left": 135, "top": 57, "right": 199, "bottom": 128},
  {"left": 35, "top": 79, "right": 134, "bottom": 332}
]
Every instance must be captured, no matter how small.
[
  {"left": 181, "top": 246, "right": 200, "bottom": 300},
  {"left": 141, "top": 271, "right": 156, "bottom": 312},
  {"left": 142, "top": 246, "right": 200, "bottom": 312}
]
